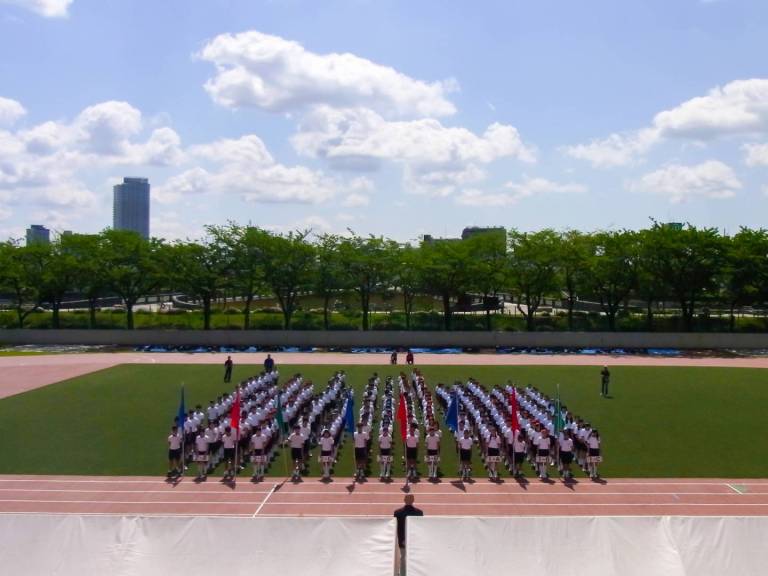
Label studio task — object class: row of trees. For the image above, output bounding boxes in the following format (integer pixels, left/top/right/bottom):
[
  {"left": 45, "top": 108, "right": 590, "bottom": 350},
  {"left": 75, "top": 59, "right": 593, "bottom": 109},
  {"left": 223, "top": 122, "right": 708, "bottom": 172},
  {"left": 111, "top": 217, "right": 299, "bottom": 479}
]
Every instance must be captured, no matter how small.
[{"left": 1, "top": 223, "right": 767, "bottom": 332}]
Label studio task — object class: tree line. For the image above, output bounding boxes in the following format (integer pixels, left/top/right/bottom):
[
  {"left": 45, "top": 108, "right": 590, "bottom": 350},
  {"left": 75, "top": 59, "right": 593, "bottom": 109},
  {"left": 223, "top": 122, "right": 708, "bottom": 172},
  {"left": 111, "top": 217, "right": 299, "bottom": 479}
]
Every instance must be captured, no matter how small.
[{"left": 1, "top": 223, "right": 767, "bottom": 332}]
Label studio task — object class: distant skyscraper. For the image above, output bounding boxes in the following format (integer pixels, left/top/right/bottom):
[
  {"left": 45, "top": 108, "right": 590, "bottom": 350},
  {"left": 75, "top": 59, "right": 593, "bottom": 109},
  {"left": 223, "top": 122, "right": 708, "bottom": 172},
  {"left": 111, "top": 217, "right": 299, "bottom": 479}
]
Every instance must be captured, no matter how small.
[
  {"left": 113, "top": 177, "right": 150, "bottom": 238},
  {"left": 25, "top": 224, "right": 50, "bottom": 246}
]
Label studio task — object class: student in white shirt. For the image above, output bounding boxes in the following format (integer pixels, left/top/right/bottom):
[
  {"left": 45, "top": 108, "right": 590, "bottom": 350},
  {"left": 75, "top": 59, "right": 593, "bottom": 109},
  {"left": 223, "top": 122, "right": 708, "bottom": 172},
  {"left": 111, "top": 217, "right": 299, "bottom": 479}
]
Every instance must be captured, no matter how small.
[
  {"left": 221, "top": 426, "right": 237, "bottom": 480},
  {"left": 424, "top": 426, "right": 441, "bottom": 481},
  {"left": 288, "top": 425, "right": 306, "bottom": 481},
  {"left": 485, "top": 428, "right": 501, "bottom": 481},
  {"left": 167, "top": 425, "right": 183, "bottom": 478},
  {"left": 194, "top": 429, "right": 209, "bottom": 481},
  {"left": 353, "top": 423, "right": 370, "bottom": 482},
  {"left": 536, "top": 428, "right": 552, "bottom": 480},
  {"left": 250, "top": 426, "right": 268, "bottom": 481},
  {"left": 378, "top": 426, "right": 393, "bottom": 480},
  {"left": 559, "top": 430, "right": 575, "bottom": 481},
  {"left": 318, "top": 429, "right": 335, "bottom": 481},
  {"left": 458, "top": 429, "right": 473, "bottom": 481},
  {"left": 587, "top": 430, "right": 602, "bottom": 480},
  {"left": 405, "top": 423, "right": 420, "bottom": 482}
]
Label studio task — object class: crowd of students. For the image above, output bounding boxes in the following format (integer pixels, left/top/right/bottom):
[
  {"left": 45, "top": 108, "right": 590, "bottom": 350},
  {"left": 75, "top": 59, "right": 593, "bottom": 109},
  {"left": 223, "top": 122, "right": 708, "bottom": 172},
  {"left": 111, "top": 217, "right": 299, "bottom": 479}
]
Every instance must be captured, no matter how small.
[{"left": 167, "top": 369, "right": 602, "bottom": 483}]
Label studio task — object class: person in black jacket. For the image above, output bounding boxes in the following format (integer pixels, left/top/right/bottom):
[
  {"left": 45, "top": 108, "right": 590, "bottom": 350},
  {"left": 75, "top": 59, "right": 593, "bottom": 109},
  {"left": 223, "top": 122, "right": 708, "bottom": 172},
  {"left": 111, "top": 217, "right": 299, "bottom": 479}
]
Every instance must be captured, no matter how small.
[{"left": 394, "top": 494, "right": 424, "bottom": 575}]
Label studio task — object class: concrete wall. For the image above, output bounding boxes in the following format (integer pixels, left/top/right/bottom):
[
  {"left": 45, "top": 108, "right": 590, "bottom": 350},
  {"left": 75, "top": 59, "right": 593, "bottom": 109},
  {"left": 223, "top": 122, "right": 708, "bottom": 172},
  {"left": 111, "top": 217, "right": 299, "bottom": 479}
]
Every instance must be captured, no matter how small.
[{"left": 1, "top": 329, "right": 768, "bottom": 349}]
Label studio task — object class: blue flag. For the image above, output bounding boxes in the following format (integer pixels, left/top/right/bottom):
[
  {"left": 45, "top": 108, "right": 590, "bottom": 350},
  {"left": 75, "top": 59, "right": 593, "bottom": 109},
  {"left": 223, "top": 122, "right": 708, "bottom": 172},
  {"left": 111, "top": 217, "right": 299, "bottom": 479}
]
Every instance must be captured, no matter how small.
[
  {"left": 176, "top": 385, "right": 186, "bottom": 429},
  {"left": 445, "top": 390, "right": 458, "bottom": 433},
  {"left": 344, "top": 390, "right": 355, "bottom": 434}
]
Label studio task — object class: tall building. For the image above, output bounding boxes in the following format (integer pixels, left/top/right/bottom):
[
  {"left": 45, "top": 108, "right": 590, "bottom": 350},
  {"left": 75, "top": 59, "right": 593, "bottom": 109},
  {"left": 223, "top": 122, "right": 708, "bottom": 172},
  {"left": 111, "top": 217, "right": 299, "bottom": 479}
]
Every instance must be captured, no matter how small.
[
  {"left": 113, "top": 177, "right": 150, "bottom": 238},
  {"left": 25, "top": 224, "right": 50, "bottom": 246},
  {"left": 461, "top": 226, "right": 506, "bottom": 241}
]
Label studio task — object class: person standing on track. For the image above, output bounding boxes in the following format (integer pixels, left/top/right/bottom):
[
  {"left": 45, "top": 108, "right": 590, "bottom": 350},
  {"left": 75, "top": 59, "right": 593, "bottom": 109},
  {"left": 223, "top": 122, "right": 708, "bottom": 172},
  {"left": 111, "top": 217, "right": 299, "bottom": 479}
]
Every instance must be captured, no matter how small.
[
  {"left": 354, "top": 422, "right": 370, "bottom": 482},
  {"left": 394, "top": 494, "right": 424, "bottom": 576},
  {"left": 536, "top": 428, "right": 552, "bottom": 480},
  {"left": 250, "top": 426, "right": 268, "bottom": 481},
  {"left": 559, "top": 429, "right": 575, "bottom": 481},
  {"left": 221, "top": 426, "right": 237, "bottom": 480},
  {"left": 587, "top": 429, "right": 602, "bottom": 480},
  {"left": 318, "top": 428, "right": 335, "bottom": 481},
  {"left": 458, "top": 429, "right": 473, "bottom": 481},
  {"left": 379, "top": 425, "right": 394, "bottom": 480},
  {"left": 405, "top": 423, "right": 420, "bottom": 481},
  {"left": 288, "top": 425, "right": 306, "bottom": 481},
  {"left": 194, "top": 427, "right": 209, "bottom": 481},
  {"left": 485, "top": 428, "right": 501, "bottom": 481},
  {"left": 167, "top": 425, "right": 183, "bottom": 478},
  {"left": 424, "top": 426, "right": 441, "bottom": 481},
  {"left": 223, "top": 356, "right": 233, "bottom": 383}
]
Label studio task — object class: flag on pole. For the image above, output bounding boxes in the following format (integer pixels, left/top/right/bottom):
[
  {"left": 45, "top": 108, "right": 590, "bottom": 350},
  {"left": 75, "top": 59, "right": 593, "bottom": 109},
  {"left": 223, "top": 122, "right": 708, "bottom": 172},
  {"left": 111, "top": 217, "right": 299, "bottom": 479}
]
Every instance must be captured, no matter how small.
[
  {"left": 509, "top": 387, "right": 520, "bottom": 433},
  {"left": 445, "top": 389, "right": 459, "bottom": 433},
  {"left": 176, "top": 385, "right": 186, "bottom": 429},
  {"left": 276, "top": 391, "right": 286, "bottom": 435},
  {"left": 396, "top": 392, "right": 408, "bottom": 441},
  {"left": 553, "top": 384, "right": 564, "bottom": 436},
  {"left": 229, "top": 390, "right": 240, "bottom": 432},
  {"left": 344, "top": 390, "right": 355, "bottom": 434}
]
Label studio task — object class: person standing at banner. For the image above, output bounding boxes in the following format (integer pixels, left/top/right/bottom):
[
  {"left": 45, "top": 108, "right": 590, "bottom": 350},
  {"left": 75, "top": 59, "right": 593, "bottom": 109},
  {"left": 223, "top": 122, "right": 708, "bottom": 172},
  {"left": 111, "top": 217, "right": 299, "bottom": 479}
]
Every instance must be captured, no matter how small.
[
  {"left": 379, "top": 425, "right": 394, "bottom": 480},
  {"left": 485, "top": 428, "right": 501, "bottom": 481},
  {"left": 536, "top": 428, "right": 553, "bottom": 480},
  {"left": 512, "top": 430, "right": 528, "bottom": 478},
  {"left": 167, "top": 425, "right": 183, "bottom": 478},
  {"left": 221, "top": 426, "right": 237, "bottom": 480}
]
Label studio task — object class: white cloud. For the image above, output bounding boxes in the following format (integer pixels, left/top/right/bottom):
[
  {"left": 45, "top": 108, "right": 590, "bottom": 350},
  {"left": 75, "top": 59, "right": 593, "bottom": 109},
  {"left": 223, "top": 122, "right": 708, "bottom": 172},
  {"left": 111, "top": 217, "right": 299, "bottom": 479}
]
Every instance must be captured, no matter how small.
[
  {"left": 0, "top": 0, "right": 73, "bottom": 18},
  {"left": 629, "top": 160, "right": 742, "bottom": 203},
  {"left": 156, "top": 134, "right": 335, "bottom": 206},
  {"left": 743, "top": 142, "right": 768, "bottom": 166},
  {"left": 456, "top": 177, "right": 586, "bottom": 207},
  {"left": 293, "top": 105, "right": 534, "bottom": 196},
  {"left": 566, "top": 79, "right": 768, "bottom": 167},
  {"left": 199, "top": 31, "right": 457, "bottom": 117},
  {"left": 0, "top": 97, "right": 26, "bottom": 126},
  {"left": 341, "top": 193, "right": 370, "bottom": 207}
]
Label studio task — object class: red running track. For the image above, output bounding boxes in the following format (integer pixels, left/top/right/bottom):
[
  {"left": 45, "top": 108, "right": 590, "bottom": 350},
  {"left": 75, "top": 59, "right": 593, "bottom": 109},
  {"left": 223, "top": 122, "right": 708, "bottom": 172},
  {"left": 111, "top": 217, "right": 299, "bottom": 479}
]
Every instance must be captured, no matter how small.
[{"left": 1, "top": 476, "right": 767, "bottom": 518}]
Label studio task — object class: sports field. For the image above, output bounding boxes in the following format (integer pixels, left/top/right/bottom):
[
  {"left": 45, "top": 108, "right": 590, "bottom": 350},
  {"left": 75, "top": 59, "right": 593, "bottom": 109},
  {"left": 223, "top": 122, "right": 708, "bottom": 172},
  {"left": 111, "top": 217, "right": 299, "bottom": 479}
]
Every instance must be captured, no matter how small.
[{"left": 1, "top": 363, "right": 767, "bottom": 478}]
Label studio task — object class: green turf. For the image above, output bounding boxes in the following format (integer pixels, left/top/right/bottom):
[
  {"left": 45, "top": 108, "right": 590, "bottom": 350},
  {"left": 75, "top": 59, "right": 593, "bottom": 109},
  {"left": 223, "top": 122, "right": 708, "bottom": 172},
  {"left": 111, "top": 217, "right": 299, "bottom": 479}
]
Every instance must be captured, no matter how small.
[{"left": 0, "top": 363, "right": 766, "bottom": 478}]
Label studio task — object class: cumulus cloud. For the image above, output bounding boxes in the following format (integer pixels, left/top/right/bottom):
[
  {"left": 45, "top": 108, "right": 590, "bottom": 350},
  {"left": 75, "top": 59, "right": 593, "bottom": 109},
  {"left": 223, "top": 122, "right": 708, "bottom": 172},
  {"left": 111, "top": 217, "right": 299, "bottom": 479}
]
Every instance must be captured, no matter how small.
[
  {"left": 456, "top": 177, "right": 586, "bottom": 207},
  {"left": 199, "top": 31, "right": 457, "bottom": 117},
  {"left": 0, "top": 0, "right": 73, "bottom": 18},
  {"left": 566, "top": 79, "right": 768, "bottom": 167},
  {"left": 293, "top": 105, "right": 534, "bottom": 195},
  {"left": 0, "top": 97, "right": 26, "bottom": 126},
  {"left": 629, "top": 160, "right": 742, "bottom": 203},
  {"left": 341, "top": 193, "right": 370, "bottom": 207},
  {"left": 743, "top": 142, "right": 768, "bottom": 166},
  {"left": 155, "top": 134, "right": 335, "bottom": 206}
]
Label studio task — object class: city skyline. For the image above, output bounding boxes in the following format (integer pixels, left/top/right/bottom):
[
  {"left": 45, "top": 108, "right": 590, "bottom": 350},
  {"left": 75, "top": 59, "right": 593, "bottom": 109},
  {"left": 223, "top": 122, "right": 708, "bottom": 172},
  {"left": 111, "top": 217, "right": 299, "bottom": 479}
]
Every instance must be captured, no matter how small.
[
  {"left": 0, "top": 1, "right": 767, "bottom": 244},
  {"left": 113, "top": 177, "right": 150, "bottom": 239}
]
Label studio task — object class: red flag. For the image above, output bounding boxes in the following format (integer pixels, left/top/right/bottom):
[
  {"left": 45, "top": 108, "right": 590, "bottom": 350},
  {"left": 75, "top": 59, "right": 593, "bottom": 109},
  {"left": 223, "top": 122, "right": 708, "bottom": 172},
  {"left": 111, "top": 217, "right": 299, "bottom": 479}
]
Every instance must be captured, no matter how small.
[
  {"left": 397, "top": 392, "right": 408, "bottom": 441},
  {"left": 230, "top": 390, "right": 241, "bottom": 433},
  {"left": 509, "top": 388, "right": 520, "bottom": 433}
]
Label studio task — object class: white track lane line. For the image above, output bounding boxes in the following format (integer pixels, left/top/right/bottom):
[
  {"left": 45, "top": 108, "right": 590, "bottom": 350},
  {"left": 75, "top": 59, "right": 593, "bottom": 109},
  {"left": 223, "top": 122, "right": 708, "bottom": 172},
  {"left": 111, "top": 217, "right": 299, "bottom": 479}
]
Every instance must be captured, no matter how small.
[
  {"left": 253, "top": 483, "right": 279, "bottom": 517},
  {"left": 726, "top": 483, "right": 746, "bottom": 494}
]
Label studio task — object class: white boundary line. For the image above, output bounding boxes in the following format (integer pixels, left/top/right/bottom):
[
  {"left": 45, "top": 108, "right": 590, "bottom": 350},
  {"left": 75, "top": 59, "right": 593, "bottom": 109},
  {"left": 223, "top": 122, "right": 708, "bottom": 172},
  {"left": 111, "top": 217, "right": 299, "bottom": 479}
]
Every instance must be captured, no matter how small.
[
  {"left": 253, "top": 483, "right": 279, "bottom": 517},
  {"left": 248, "top": 501, "right": 768, "bottom": 507},
  {"left": 727, "top": 483, "right": 746, "bottom": 494}
]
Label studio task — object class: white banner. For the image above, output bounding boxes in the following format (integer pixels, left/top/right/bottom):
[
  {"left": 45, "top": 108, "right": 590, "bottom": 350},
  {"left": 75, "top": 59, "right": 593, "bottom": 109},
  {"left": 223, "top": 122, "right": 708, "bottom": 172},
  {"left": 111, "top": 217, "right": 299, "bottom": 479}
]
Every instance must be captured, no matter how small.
[
  {"left": 0, "top": 515, "right": 395, "bottom": 576},
  {"left": 408, "top": 516, "right": 768, "bottom": 576}
]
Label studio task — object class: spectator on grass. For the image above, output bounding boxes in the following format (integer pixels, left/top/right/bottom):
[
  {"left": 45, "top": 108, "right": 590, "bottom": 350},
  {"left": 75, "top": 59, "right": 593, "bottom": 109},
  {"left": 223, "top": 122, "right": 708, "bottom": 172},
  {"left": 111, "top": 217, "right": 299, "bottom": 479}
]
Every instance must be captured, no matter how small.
[
  {"left": 264, "top": 354, "right": 275, "bottom": 373},
  {"left": 224, "top": 356, "right": 233, "bottom": 383},
  {"left": 394, "top": 494, "right": 424, "bottom": 576},
  {"left": 600, "top": 366, "right": 610, "bottom": 397}
]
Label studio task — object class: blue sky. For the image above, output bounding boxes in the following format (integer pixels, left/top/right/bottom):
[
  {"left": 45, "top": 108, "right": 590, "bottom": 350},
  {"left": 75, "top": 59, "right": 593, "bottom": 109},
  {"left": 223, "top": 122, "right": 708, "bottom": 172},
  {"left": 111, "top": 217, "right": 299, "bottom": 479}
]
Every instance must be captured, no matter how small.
[{"left": 1, "top": 0, "right": 767, "bottom": 242}]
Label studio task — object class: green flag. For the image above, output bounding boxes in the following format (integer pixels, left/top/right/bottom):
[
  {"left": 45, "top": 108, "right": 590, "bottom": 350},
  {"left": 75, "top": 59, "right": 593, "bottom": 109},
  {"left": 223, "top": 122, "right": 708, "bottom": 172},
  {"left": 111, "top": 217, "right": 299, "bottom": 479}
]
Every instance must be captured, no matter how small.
[
  {"left": 276, "top": 391, "right": 286, "bottom": 435},
  {"left": 554, "top": 384, "right": 565, "bottom": 435}
]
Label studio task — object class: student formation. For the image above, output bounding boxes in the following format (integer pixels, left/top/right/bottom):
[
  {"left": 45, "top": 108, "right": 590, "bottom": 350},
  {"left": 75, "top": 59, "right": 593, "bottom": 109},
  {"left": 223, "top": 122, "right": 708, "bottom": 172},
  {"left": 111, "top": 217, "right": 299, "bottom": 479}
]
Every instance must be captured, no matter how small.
[{"left": 167, "top": 368, "right": 602, "bottom": 483}]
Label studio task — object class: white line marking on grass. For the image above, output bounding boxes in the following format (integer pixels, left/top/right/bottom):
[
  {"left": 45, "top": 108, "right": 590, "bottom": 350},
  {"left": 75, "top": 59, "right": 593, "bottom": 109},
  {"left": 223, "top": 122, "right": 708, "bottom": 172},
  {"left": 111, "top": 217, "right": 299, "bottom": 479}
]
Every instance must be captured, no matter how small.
[{"left": 253, "top": 483, "right": 279, "bottom": 517}]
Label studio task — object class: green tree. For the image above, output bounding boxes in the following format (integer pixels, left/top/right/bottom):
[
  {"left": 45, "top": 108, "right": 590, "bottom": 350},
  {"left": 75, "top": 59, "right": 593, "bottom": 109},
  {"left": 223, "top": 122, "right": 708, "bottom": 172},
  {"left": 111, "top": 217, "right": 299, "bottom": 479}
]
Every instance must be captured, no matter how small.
[
  {"left": 721, "top": 228, "right": 768, "bottom": 331},
  {"left": 554, "top": 230, "right": 590, "bottom": 330},
  {"left": 257, "top": 230, "right": 315, "bottom": 329},
  {"left": 0, "top": 241, "right": 45, "bottom": 328},
  {"left": 171, "top": 238, "right": 229, "bottom": 330},
  {"left": 64, "top": 233, "right": 109, "bottom": 329},
  {"left": 420, "top": 239, "right": 472, "bottom": 330},
  {"left": 102, "top": 230, "right": 166, "bottom": 329},
  {"left": 507, "top": 230, "right": 560, "bottom": 332},
  {"left": 391, "top": 243, "right": 424, "bottom": 330},
  {"left": 636, "top": 227, "right": 670, "bottom": 331},
  {"left": 314, "top": 234, "right": 348, "bottom": 330},
  {"left": 467, "top": 232, "right": 508, "bottom": 330},
  {"left": 586, "top": 231, "right": 639, "bottom": 331},
  {"left": 338, "top": 235, "right": 394, "bottom": 331}
]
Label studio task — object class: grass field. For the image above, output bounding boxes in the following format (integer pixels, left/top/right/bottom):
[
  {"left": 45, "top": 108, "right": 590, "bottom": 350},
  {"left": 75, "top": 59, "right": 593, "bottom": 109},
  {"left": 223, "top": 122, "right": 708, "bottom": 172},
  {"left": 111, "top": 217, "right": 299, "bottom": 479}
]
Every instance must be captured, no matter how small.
[{"left": 0, "top": 364, "right": 767, "bottom": 478}]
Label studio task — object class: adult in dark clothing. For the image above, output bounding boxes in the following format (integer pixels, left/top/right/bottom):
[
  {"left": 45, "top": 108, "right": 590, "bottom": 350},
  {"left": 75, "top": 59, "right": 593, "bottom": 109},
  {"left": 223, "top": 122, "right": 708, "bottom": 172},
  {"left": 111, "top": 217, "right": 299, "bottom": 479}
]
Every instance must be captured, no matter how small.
[
  {"left": 600, "top": 366, "right": 610, "bottom": 397},
  {"left": 264, "top": 354, "right": 275, "bottom": 373},
  {"left": 394, "top": 494, "right": 424, "bottom": 575},
  {"left": 405, "top": 350, "right": 414, "bottom": 365},
  {"left": 223, "top": 356, "right": 233, "bottom": 383}
]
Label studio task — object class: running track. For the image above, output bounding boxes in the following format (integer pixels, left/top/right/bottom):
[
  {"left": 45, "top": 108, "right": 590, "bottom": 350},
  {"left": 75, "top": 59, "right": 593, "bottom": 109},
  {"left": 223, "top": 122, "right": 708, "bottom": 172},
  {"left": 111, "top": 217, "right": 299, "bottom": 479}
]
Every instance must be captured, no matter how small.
[{"left": 1, "top": 476, "right": 767, "bottom": 517}]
